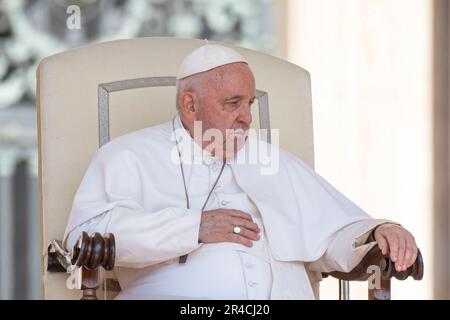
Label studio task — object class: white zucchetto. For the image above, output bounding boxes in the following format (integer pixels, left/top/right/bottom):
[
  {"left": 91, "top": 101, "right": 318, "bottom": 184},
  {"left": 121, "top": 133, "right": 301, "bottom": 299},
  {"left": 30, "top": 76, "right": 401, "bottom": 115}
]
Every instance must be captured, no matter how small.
[{"left": 176, "top": 44, "right": 248, "bottom": 80}]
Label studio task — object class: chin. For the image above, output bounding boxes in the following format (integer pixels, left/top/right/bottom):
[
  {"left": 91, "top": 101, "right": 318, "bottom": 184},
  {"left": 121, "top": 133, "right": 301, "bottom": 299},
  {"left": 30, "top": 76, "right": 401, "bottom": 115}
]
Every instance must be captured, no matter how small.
[{"left": 223, "top": 144, "right": 245, "bottom": 160}]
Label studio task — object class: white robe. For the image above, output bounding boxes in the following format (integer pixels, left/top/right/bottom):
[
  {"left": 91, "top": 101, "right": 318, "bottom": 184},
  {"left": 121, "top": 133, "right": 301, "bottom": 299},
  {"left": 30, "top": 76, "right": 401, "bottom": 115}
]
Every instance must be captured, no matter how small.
[
  {"left": 67, "top": 157, "right": 274, "bottom": 300},
  {"left": 64, "top": 116, "right": 392, "bottom": 299}
]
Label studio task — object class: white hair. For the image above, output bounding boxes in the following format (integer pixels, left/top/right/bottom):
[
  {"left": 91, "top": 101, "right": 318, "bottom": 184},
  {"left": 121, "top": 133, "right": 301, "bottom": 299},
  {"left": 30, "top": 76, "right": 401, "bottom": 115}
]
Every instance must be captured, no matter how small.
[{"left": 175, "top": 66, "right": 228, "bottom": 110}]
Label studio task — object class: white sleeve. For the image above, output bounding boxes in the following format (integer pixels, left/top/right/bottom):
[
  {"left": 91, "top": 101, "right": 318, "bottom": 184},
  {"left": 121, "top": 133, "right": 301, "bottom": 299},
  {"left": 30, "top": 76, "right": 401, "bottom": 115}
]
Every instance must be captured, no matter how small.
[
  {"left": 64, "top": 146, "right": 203, "bottom": 269},
  {"left": 66, "top": 206, "right": 202, "bottom": 269},
  {"left": 305, "top": 219, "right": 395, "bottom": 273},
  {"left": 106, "top": 206, "right": 202, "bottom": 268},
  {"left": 65, "top": 211, "right": 112, "bottom": 251}
]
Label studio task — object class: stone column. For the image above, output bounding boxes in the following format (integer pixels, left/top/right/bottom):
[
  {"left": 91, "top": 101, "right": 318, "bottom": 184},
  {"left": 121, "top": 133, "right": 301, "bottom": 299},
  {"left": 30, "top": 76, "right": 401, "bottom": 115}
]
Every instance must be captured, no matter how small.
[
  {"left": 26, "top": 149, "right": 40, "bottom": 299},
  {"left": 0, "top": 151, "right": 17, "bottom": 299},
  {"left": 433, "top": 0, "right": 450, "bottom": 300}
]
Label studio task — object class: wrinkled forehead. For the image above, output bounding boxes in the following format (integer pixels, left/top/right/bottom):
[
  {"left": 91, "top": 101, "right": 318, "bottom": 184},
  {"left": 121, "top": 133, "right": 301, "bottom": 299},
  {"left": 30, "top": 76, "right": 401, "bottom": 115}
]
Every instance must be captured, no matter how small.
[
  {"left": 217, "top": 62, "right": 254, "bottom": 80},
  {"left": 206, "top": 63, "right": 255, "bottom": 94}
]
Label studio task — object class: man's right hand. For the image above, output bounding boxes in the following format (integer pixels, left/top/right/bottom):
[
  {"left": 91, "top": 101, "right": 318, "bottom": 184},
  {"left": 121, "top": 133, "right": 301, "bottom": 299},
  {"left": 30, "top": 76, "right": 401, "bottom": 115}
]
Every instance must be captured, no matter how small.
[{"left": 198, "top": 209, "right": 261, "bottom": 247}]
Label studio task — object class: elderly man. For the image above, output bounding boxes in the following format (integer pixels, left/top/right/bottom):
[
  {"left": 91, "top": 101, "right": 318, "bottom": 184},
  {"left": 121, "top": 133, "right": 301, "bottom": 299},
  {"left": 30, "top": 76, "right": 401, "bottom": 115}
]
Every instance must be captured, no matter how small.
[{"left": 64, "top": 44, "right": 418, "bottom": 300}]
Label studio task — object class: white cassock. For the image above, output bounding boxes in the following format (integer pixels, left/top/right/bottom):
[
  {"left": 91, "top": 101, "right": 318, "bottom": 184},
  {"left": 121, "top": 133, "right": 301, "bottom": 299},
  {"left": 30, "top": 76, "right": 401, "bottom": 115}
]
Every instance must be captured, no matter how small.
[{"left": 64, "top": 115, "right": 393, "bottom": 300}]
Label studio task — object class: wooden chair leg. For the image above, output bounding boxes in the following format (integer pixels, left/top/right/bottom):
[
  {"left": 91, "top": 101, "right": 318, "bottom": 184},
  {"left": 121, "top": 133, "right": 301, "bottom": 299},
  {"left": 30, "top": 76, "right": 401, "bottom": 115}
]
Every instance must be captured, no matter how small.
[
  {"left": 80, "top": 267, "right": 99, "bottom": 300},
  {"left": 368, "top": 278, "right": 391, "bottom": 300}
]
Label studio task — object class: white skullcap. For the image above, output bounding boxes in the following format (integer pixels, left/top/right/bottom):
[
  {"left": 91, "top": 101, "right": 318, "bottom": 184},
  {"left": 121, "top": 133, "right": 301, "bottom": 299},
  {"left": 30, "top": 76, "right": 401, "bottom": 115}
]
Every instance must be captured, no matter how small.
[{"left": 176, "top": 44, "right": 248, "bottom": 80}]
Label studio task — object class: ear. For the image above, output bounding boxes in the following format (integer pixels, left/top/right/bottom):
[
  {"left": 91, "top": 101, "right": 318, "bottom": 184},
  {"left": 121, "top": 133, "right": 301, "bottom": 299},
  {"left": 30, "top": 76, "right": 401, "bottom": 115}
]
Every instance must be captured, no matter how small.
[{"left": 178, "top": 91, "right": 197, "bottom": 115}]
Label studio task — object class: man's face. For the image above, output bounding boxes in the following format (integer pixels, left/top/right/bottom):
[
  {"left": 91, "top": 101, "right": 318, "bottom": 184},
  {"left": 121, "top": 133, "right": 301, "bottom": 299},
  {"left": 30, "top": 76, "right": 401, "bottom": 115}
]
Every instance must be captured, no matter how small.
[{"left": 180, "top": 62, "right": 256, "bottom": 159}]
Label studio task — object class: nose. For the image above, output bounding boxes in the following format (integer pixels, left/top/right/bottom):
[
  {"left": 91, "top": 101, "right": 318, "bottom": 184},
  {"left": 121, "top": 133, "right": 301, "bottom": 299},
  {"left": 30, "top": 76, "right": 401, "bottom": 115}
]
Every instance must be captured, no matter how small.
[{"left": 237, "top": 103, "right": 252, "bottom": 126}]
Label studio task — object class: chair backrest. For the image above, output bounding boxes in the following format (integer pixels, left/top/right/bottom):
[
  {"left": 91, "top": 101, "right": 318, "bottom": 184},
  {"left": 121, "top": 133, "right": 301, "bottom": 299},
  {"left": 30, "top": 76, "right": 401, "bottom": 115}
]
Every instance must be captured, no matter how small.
[{"left": 37, "top": 37, "right": 314, "bottom": 299}]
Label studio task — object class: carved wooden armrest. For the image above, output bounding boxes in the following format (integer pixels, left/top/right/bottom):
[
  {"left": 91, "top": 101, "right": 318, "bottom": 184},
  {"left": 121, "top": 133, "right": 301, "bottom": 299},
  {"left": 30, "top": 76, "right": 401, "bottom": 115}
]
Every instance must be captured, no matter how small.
[
  {"left": 322, "top": 246, "right": 424, "bottom": 299},
  {"left": 47, "top": 231, "right": 116, "bottom": 300}
]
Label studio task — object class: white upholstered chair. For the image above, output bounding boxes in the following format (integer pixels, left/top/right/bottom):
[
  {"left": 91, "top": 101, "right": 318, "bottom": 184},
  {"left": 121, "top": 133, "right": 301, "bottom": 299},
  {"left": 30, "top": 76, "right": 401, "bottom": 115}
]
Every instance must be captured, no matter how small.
[{"left": 36, "top": 37, "right": 422, "bottom": 300}]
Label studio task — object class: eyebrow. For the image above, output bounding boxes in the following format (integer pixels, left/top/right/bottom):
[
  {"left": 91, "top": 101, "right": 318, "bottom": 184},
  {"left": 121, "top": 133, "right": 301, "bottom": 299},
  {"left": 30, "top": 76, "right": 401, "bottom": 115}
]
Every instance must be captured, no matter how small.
[{"left": 223, "top": 95, "right": 256, "bottom": 102}]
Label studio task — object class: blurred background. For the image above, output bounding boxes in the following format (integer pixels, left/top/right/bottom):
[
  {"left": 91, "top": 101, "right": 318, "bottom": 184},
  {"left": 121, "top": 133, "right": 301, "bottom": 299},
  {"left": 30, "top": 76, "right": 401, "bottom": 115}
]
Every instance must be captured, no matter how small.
[{"left": 0, "top": 0, "right": 448, "bottom": 300}]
